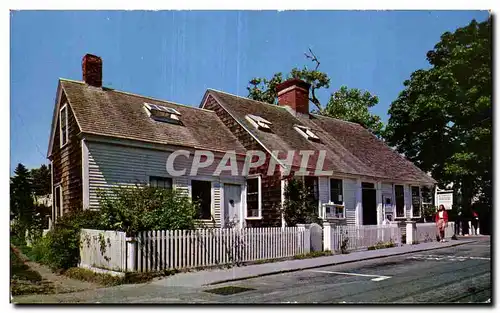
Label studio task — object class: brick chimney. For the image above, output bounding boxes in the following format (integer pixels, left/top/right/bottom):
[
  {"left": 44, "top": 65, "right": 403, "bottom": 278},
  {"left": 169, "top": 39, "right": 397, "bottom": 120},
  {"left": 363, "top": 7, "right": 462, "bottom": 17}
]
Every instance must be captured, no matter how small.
[
  {"left": 276, "top": 78, "right": 311, "bottom": 115},
  {"left": 82, "top": 54, "right": 102, "bottom": 87}
]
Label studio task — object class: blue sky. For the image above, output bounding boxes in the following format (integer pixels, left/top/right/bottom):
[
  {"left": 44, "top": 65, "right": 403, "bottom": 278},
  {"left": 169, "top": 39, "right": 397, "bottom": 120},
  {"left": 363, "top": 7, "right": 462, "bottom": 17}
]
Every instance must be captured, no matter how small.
[{"left": 10, "top": 10, "right": 489, "bottom": 174}]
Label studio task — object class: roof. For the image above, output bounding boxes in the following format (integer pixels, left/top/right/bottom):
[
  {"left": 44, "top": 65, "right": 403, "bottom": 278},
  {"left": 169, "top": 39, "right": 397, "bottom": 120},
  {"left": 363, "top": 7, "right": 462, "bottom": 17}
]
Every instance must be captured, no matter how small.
[
  {"left": 51, "top": 79, "right": 246, "bottom": 155},
  {"left": 205, "top": 89, "right": 436, "bottom": 185}
]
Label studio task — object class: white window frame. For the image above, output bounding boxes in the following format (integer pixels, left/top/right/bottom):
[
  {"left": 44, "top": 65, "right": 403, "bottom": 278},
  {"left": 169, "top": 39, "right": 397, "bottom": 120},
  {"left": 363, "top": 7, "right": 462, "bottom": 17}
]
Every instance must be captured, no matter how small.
[
  {"left": 294, "top": 125, "right": 320, "bottom": 142},
  {"left": 410, "top": 185, "right": 422, "bottom": 218},
  {"left": 54, "top": 185, "right": 63, "bottom": 220},
  {"left": 324, "top": 177, "right": 345, "bottom": 219},
  {"left": 59, "top": 104, "right": 69, "bottom": 148},
  {"left": 245, "top": 175, "right": 262, "bottom": 220},
  {"left": 394, "top": 184, "right": 406, "bottom": 219}
]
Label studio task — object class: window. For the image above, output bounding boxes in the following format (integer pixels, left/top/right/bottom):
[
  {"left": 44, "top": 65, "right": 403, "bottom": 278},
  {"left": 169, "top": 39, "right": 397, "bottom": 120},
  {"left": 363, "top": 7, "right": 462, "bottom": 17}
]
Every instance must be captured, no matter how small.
[
  {"left": 411, "top": 186, "right": 421, "bottom": 217},
  {"left": 294, "top": 125, "right": 320, "bottom": 142},
  {"left": 54, "top": 185, "right": 62, "bottom": 221},
  {"left": 191, "top": 180, "right": 212, "bottom": 220},
  {"left": 395, "top": 185, "right": 405, "bottom": 218},
  {"left": 325, "top": 204, "right": 345, "bottom": 219},
  {"left": 304, "top": 176, "right": 319, "bottom": 204},
  {"left": 330, "top": 179, "right": 343, "bottom": 205},
  {"left": 144, "top": 102, "right": 182, "bottom": 125},
  {"left": 246, "top": 176, "right": 261, "bottom": 218},
  {"left": 246, "top": 114, "right": 272, "bottom": 131},
  {"left": 59, "top": 105, "right": 68, "bottom": 147},
  {"left": 149, "top": 176, "right": 172, "bottom": 189}
]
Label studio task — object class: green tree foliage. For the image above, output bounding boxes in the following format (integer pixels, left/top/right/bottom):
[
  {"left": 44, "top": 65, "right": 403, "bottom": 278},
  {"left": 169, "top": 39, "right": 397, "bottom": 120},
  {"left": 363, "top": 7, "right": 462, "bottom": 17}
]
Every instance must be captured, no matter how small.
[
  {"left": 97, "top": 186, "right": 198, "bottom": 236},
  {"left": 324, "top": 86, "right": 384, "bottom": 137},
  {"left": 384, "top": 18, "right": 492, "bottom": 215},
  {"left": 30, "top": 164, "right": 51, "bottom": 197},
  {"left": 10, "top": 164, "right": 34, "bottom": 233},
  {"left": 282, "top": 178, "right": 322, "bottom": 227},
  {"left": 247, "top": 49, "right": 384, "bottom": 135}
]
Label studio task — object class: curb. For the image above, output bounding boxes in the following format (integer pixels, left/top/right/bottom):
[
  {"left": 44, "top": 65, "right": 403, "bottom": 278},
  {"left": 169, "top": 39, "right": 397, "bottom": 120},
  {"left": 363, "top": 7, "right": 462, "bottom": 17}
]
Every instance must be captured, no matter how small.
[{"left": 206, "top": 240, "right": 479, "bottom": 286}]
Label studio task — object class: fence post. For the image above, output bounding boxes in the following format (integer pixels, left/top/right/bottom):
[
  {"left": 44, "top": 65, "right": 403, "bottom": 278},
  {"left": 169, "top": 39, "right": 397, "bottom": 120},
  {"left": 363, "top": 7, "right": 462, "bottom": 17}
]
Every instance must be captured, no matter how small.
[
  {"left": 126, "top": 236, "right": 137, "bottom": 272},
  {"left": 468, "top": 221, "right": 473, "bottom": 235},
  {"left": 406, "top": 221, "right": 416, "bottom": 245},
  {"left": 323, "top": 222, "right": 332, "bottom": 252},
  {"left": 297, "top": 224, "right": 310, "bottom": 254}
]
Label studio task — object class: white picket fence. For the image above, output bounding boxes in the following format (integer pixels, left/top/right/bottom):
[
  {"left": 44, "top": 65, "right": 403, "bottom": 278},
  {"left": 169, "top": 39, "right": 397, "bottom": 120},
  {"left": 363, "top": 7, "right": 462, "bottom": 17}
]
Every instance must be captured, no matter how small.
[
  {"left": 79, "top": 229, "right": 127, "bottom": 272},
  {"left": 325, "top": 224, "right": 401, "bottom": 253},
  {"left": 79, "top": 227, "right": 310, "bottom": 273},
  {"left": 136, "top": 227, "right": 309, "bottom": 272}
]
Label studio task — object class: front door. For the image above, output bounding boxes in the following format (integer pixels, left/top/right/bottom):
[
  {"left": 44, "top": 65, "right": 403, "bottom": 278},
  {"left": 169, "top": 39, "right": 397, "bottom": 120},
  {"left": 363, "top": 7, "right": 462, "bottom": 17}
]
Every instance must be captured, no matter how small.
[
  {"left": 362, "top": 182, "right": 377, "bottom": 225},
  {"left": 223, "top": 184, "right": 242, "bottom": 228}
]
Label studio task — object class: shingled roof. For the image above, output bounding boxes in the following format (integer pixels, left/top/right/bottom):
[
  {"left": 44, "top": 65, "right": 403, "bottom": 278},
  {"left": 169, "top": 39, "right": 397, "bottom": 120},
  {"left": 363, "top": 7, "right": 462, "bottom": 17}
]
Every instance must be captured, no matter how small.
[
  {"left": 205, "top": 89, "right": 436, "bottom": 185},
  {"left": 49, "top": 79, "right": 246, "bottom": 156}
]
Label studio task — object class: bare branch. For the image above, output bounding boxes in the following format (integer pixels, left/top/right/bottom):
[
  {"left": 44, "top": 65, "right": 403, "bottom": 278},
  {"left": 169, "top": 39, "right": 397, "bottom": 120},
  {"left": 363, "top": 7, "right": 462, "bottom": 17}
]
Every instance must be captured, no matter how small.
[{"left": 305, "top": 48, "right": 320, "bottom": 71}]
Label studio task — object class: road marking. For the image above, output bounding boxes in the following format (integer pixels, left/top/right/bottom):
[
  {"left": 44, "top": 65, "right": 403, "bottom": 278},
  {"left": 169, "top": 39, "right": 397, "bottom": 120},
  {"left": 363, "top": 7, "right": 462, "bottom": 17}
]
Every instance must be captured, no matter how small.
[
  {"left": 408, "top": 254, "right": 490, "bottom": 261},
  {"left": 307, "top": 270, "right": 391, "bottom": 281}
]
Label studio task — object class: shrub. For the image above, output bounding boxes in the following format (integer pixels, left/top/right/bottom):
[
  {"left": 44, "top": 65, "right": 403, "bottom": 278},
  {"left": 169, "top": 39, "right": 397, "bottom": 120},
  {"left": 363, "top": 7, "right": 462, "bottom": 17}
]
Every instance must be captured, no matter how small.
[
  {"left": 281, "top": 178, "right": 323, "bottom": 227},
  {"left": 98, "top": 186, "right": 198, "bottom": 236},
  {"left": 28, "top": 186, "right": 198, "bottom": 270},
  {"left": 367, "top": 241, "right": 396, "bottom": 250}
]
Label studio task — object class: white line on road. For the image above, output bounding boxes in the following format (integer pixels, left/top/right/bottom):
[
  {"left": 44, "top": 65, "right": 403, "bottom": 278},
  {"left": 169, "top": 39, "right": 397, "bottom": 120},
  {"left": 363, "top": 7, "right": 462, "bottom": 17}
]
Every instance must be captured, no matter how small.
[
  {"left": 409, "top": 255, "right": 490, "bottom": 261},
  {"left": 307, "top": 270, "right": 391, "bottom": 281}
]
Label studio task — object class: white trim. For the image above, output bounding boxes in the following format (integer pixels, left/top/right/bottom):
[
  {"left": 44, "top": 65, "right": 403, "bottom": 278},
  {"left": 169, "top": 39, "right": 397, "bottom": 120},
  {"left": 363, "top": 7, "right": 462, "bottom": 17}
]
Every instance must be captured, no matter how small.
[
  {"left": 281, "top": 178, "right": 287, "bottom": 228},
  {"left": 355, "top": 179, "right": 362, "bottom": 226},
  {"left": 82, "top": 139, "right": 90, "bottom": 209},
  {"left": 59, "top": 103, "right": 69, "bottom": 148},
  {"left": 394, "top": 184, "right": 406, "bottom": 219},
  {"left": 54, "top": 184, "right": 63, "bottom": 220},
  {"left": 245, "top": 175, "right": 262, "bottom": 220},
  {"left": 50, "top": 161, "right": 54, "bottom": 223}
]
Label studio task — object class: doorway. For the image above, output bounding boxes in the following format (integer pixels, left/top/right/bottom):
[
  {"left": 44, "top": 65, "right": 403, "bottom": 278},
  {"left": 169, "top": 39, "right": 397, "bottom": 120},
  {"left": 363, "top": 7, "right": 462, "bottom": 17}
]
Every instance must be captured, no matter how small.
[
  {"left": 223, "top": 184, "right": 242, "bottom": 228},
  {"left": 362, "top": 182, "right": 377, "bottom": 225}
]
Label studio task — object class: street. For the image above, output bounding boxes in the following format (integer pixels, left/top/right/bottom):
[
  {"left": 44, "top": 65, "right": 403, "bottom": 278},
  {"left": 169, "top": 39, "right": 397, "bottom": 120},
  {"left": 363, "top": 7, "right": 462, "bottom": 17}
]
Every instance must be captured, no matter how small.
[{"left": 13, "top": 239, "right": 491, "bottom": 304}]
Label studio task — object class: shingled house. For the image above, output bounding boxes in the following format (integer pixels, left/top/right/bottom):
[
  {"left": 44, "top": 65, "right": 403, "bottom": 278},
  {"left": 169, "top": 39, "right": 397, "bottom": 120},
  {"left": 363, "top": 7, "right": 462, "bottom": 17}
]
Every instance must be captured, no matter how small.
[{"left": 47, "top": 54, "right": 436, "bottom": 229}]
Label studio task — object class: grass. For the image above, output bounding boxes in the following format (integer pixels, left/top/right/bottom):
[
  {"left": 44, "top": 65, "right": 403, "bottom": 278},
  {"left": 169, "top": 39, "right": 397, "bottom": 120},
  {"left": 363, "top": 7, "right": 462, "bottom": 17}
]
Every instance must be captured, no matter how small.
[
  {"left": 367, "top": 241, "right": 396, "bottom": 251},
  {"left": 10, "top": 246, "right": 55, "bottom": 296},
  {"left": 64, "top": 267, "right": 179, "bottom": 286}
]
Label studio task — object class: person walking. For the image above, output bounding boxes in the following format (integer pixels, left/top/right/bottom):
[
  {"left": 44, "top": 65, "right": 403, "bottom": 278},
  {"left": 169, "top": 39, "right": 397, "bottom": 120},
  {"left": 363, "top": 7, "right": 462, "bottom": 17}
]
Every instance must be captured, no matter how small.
[
  {"left": 472, "top": 210, "right": 479, "bottom": 235},
  {"left": 435, "top": 205, "right": 449, "bottom": 242}
]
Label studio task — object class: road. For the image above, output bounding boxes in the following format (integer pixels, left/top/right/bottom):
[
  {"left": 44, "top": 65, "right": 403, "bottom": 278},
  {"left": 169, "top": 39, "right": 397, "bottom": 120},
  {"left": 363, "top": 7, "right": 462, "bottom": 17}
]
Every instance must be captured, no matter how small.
[{"left": 13, "top": 239, "right": 491, "bottom": 304}]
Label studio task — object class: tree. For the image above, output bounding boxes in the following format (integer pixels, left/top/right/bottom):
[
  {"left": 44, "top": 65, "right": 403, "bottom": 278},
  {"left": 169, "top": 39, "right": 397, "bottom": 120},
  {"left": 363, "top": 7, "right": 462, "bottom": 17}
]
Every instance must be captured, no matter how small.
[
  {"left": 384, "top": 18, "right": 492, "bottom": 216},
  {"left": 30, "top": 164, "right": 51, "bottom": 197},
  {"left": 247, "top": 48, "right": 384, "bottom": 135},
  {"left": 324, "top": 86, "right": 384, "bottom": 137},
  {"left": 10, "top": 163, "right": 35, "bottom": 235}
]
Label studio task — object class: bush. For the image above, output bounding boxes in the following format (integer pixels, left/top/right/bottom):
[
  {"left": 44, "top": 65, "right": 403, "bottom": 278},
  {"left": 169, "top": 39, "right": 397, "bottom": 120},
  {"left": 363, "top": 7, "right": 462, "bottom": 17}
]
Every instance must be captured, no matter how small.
[
  {"left": 27, "top": 186, "right": 198, "bottom": 270},
  {"left": 367, "top": 241, "right": 396, "bottom": 250},
  {"left": 98, "top": 186, "right": 198, "bottom": 236},
  {"left": 281, "top": 178, "right": 323, "bottom": 227}
]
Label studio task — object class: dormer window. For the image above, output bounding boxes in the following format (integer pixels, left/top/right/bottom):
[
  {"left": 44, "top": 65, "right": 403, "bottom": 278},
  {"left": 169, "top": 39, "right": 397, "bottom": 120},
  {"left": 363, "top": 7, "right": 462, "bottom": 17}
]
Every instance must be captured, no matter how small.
[
  {"left": 144, "top": 102, "right": 182, "bottom": 125},
  {"left": 246, "top": 114, "right": 272, "bottom": 131},
  {"left": 294, "top": 125, "right": 320, "bottom": 142}
]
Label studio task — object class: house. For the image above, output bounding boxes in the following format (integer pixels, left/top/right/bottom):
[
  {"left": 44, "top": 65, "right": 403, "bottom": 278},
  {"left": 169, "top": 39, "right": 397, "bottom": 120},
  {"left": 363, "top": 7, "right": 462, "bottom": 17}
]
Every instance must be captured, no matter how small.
[{"left": 47, "top": 54, "right": 436, "bottom": 229}]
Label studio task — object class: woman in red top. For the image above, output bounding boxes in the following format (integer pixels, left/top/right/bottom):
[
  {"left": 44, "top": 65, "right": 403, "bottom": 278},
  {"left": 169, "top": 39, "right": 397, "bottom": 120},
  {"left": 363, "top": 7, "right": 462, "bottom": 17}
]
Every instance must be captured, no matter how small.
[{"left": 435, "top": 205, "right": 449, "bottom": 242}]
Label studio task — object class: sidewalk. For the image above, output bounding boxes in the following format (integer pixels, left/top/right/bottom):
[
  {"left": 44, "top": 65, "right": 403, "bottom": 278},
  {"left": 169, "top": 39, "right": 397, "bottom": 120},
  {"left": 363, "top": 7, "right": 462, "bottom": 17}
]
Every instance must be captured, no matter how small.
[{"left": 153, "top": 238, "right": 479, "bottom": 287}]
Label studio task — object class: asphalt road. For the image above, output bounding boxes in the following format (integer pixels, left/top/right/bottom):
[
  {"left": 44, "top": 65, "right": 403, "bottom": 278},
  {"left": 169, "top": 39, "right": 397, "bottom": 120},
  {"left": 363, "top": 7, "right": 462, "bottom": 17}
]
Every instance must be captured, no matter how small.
[
  {"left": 206, "top": 238, "right": 491, "bottom": 304},
  {"left": 13, "top": 239, "right": 491, "bottom": 304}
]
